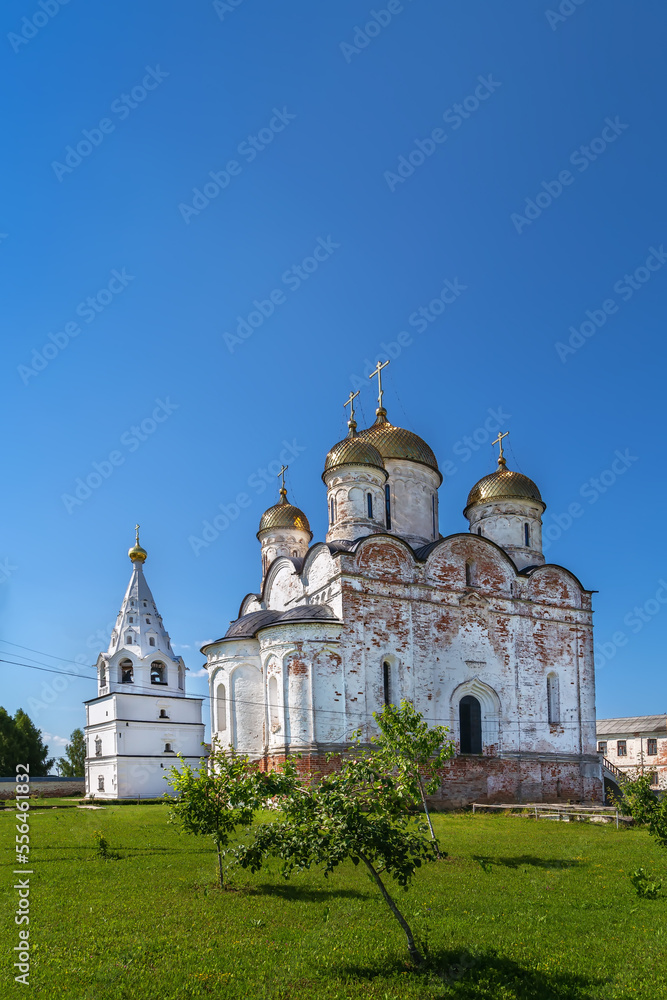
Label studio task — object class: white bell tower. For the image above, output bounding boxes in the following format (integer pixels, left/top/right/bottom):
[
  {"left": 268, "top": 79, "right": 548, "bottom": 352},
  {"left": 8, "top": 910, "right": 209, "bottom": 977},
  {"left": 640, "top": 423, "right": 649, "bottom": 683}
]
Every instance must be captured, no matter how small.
[{"left": 83, "top": 528, "right": 205, "bottom": 799}]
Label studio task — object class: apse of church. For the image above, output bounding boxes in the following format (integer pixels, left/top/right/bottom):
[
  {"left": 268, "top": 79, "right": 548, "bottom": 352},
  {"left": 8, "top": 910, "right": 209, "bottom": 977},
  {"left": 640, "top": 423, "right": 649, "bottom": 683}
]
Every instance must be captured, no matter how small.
[{"left": 203, "top": 362, "right": 602, "bottom": 806}]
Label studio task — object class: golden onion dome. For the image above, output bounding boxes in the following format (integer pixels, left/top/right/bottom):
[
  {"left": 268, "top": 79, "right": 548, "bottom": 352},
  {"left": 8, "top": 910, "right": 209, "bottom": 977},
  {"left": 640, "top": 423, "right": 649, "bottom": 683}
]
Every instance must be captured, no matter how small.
[
  {"left": 258, "top": 488, "right": 312, "bottom": 538},
  {"left": 128, "top": 525, "right": 147, "bottom": 563},
  {"left": 323, "top": 432, "right": 386, "bottom": 480},
  {"left": 464, "top": 458, "right": 545, "bottom": 514},
  {"left": 357, "top": 409, "right": 441, "bottom": 483}
]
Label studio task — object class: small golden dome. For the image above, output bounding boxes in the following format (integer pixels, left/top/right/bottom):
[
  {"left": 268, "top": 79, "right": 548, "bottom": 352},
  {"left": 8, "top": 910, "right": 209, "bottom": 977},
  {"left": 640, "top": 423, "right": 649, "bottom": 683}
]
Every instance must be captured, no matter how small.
[
  {"left": 465, "top": 459, "right": 544, "bottom": 513},
  {"left": 323, "top": 434, "right": 386, "bottom": 479},
  {"left": 258, "top": 489, "right": 312, "bottom": 537},
  {"left": 128, "top": 525, "right": 147, "bottom": 563},
  {"left": 358, "top": 410, "right": 441, "bottom": 482}
]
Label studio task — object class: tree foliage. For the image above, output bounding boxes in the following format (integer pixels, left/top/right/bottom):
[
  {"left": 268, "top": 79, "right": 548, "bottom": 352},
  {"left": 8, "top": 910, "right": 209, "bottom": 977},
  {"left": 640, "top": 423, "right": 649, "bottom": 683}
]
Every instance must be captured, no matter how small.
[
  {"left": 235, "top": 754, "right": 438, "bottom": 967},
  {"left": 0, "top": 707, "right": 54, "bottom": 776},
  {"left": 166, "top": 744, "right": 285, "bottom": 887},
  {"left": 615, "top": 773, "right": 667, "bottom": 849},
  {"left": 58, "top": 728, "right": 86, "bottom": 777},
  {"left": 356, "top": 699, "right": 455, "bottom": 854}
]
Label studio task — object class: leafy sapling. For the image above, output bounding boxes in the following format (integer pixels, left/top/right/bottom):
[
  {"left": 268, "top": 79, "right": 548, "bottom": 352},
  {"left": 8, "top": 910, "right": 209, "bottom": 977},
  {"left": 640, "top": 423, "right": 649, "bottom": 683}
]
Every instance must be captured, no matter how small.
[
  {"left": 356, "top": 699, "right": 454, "bottom": 857},
  {"left": 235, "top": 754, "right": 437, "bottom": 968},
  {"left": 166, "top": 744, "right": 287, "bottom": 888}
]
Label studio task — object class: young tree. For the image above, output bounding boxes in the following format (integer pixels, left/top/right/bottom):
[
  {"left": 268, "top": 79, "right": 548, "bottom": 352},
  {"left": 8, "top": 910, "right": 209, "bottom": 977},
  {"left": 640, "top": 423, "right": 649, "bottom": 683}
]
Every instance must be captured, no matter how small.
[
  {"left": 614, "top": 773, "right": 667, "bottom": 848},
  {"left": 58, "top": 728, "right": 86, "bottom": 777},
  {"left": 235, "top": 754, "right": 437, "bottom": 968},
  {"left": 166, "top": 744, "right": 285, "bottom": 887},
  {"left": 0, "top": 708, "right": 54, "bottom": 776},
  {"left": 357, "top": 699, "right": 454, "bottom": 856}
]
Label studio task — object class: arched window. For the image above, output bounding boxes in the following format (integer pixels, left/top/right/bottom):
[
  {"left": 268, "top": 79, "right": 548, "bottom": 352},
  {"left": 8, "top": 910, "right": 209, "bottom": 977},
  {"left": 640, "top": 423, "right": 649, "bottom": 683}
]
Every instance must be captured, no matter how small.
[
  {"left": 216, "top": 685, "right": 227, "bottom": 731},
  {"left": 145, "top": 617, "right": 150, "bottom": 624},
  {"left": 164, "top": 743, "right": 172, "bottom": 753},
  {"left": 98, "top": 775, "right": 105, "bottom": 791},
  {"left": 524, "top": 523, "right": 530, "bottom": 547},
  {"left": 159, "top": 709, "right": 168, "bottom": 719},
  {"left": 126, "top": 634, "right": 133, "bottom": 644},
  {"left": 99, "top": 663, "right": 107, "bottom": 687},
  {"left": 367, "top": 492, "right": 373, "bottom": 519},
  {"left": 330, "top": 497, "right": 335, "bottom": 524},
  {"left": 120, "top": 659, "right": 133, "bottom": 684},
  {"left": 459, "top": 695, "right": 482, "bottom": 754},
  {"left": 128, "top": 616, "right": 134, "bottom": 623},
  {"left": 269, "top": 675, "right": 280, "bottom": 733},
  {"left": 384, "top": 485, "right": 391, "bottom": 529},
  {"left": 94, "top": 737, "right": 102, "bottom": 757},
  {"left": 465, "top": 560, "right": 476, "bottom": 587},
  {"left": 151, "top": 661, "right": 166, "bottom": 684},
  {"left": 382, "top": 660, "right": 391, "bottom": 707},
  {"left": 149, "top": 637, "right": 155, "bottom": 647},
  {"left": 547, "top": 673, "right": 560, "bottom": 724},
  {"left": 292, "top": 549, "right": 298, "bottom": 558}
]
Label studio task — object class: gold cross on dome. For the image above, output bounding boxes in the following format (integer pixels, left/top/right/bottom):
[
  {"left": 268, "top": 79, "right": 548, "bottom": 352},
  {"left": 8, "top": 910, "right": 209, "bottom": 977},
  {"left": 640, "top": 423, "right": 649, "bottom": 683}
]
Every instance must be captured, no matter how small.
[
  {"left": 135, "top": 524, "right": 140, "bottom": 545},
  {"left": 492, "top": 431, "right": 509, "bottom": 464},
  {"left": 277, "top": 465, "right": 288, "bottom": 490},
  {"left": 369, "top": 359, "right": 389, "bottom": 409},
  {"left": 344, "top": 389, "right": 359, "bottom": 423}
]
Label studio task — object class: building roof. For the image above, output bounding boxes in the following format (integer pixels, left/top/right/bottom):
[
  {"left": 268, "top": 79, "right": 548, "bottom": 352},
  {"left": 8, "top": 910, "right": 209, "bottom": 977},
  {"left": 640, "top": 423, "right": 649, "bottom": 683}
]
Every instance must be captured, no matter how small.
[
  {"left": 464, "top": 458, "right": 544, "bottom": 513},
  {"left": 212, "top": 603, "right": 341, "bottom": 644},
  {"left": 596, "top": 715, "right": 667, "bottom": 735}
]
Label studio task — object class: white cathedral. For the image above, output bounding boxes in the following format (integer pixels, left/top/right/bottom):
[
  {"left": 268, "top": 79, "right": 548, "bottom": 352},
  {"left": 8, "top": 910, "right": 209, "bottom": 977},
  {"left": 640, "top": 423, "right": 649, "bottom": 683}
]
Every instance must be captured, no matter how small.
[
  {"left": 84, "top": 531, "right": 205, "bottom": 799},
  {"left": 202, "top": 365, "right": 603, "bottom": 807}
]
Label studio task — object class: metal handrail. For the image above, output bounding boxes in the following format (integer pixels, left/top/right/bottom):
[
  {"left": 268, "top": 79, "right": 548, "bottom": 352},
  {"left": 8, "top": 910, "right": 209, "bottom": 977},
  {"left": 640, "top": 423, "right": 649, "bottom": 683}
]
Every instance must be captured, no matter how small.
[{"left": 602, "top": 756, "right": 627, "bottom": 781}]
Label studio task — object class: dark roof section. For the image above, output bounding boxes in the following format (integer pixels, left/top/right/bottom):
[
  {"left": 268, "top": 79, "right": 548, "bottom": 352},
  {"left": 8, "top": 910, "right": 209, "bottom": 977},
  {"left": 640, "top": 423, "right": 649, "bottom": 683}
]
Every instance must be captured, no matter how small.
[
  {"left": 218, "top": 603, "right": 341, "bottom": 643},
  {"left": 224, "top": 609, "right": 282, "bottom": 638}
]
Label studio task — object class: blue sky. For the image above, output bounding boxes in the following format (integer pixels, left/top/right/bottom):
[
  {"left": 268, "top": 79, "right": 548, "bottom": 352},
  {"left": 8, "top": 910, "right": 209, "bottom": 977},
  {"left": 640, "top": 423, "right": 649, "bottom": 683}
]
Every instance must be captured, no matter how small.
[{"left": 2, "top": 1, "right": 666, "bottom": 759}]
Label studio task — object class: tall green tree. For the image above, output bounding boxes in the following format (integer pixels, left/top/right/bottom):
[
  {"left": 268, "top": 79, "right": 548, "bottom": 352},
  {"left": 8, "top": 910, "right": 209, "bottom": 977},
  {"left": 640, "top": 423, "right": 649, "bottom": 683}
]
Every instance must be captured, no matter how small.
[
  {"left": 356, "top": 699, "right": 455, "bottom": 856},
  {"left": 0, "top": 707, "right": 53, "bottom": 776},
  {"left": 166, "top": 745, "right": 286, "bottom": 887},
  {"left": 236, "top": 754, "right": 437, "bottom": 968},
  {"left": 58, "top": 728, "right": 86, "bottom": 777}
]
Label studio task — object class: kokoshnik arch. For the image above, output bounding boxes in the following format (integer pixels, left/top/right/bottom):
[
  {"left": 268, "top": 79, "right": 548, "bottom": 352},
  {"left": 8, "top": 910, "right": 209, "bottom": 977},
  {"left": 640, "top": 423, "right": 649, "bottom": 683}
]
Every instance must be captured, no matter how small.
[{"left": 202, "top": 363, "right": 602, "bottom": 807}]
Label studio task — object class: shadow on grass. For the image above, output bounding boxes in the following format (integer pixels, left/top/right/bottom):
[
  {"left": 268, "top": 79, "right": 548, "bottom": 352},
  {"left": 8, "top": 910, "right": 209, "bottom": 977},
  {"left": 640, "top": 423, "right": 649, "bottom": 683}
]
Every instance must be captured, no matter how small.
[
  {"left": 473, "top": 855, "right": 586, "bottom": 871},
  {"left": 250, "top": 883, "right": 370, "bottom": 903},
  {"left": 338, "top": 947, "right": 604, "bottom": 998}
]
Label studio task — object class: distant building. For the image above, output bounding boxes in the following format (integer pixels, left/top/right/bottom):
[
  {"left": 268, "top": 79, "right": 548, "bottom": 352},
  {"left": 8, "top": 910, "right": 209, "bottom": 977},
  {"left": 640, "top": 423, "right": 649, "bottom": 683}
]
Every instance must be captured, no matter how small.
[
  {"left": 84, "top": 530, "right": 205, "bottom": 799},
  {"left": 596, "top": 716, "right": 667, "bottom": 790}
]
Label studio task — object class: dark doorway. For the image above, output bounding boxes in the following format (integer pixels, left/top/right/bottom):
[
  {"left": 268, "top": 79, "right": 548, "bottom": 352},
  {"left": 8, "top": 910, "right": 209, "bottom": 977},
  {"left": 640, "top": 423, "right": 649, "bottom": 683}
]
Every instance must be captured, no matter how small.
[{"left": 459, "top": 695, "right": 482, "bottom": 754}]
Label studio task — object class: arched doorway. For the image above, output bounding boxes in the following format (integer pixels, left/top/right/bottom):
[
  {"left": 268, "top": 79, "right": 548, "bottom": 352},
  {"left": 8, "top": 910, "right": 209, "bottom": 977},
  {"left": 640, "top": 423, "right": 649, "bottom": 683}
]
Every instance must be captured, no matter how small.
[{"left": 459, "top": 695, "right": 482, "bottom": 754}]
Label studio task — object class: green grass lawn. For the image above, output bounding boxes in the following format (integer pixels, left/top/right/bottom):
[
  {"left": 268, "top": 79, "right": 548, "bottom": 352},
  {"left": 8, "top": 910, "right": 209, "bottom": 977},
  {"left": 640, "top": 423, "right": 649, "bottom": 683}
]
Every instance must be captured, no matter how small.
[{"left": 1, "top": 805, "right": 666, "bottom": 999}]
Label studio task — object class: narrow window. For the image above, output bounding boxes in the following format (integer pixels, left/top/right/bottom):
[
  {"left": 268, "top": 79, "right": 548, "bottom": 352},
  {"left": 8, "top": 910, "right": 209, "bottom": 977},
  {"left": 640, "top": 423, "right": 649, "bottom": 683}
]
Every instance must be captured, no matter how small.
[
  {"left": 143, "top": 601, "right": 147, "bottom": 607},
  {"left": 477, "top": 527, "right": 482, "bottom": 536},
  {"left": 647, "top": 738, "right": 658, "bottom": 755},
  {"left": 459, "top": 696, "right": 482, "bottom": 754},
  {"left": 382, "top": 660, "right": 391, "bottom": 706},
  {"left": 598, "top": 741, "right": 607, "bottom": 754},
  {"left": 216, "top": 685, "right": 227, "bottom": 731},
  {"left": 159, "top": 709, "right": 168, "bottom": 719},
  {"left": 149, "top": 637, "right": 155, "bottom": 646},
  {"left": 547, "top": 673, "right": 560, "bottom": 724},
  {"left": 330, "top": 497, "right": 335, "bottom": 524},
  {"left": 269, "top": 675, "right": 280, "bottom": 733},
  {"left": 367, "top": 492, "right": 373, "bottom": 519},
  {"left": 126, "top": 634, "right": 133, "bottom": 644},
  {"left": 151, "top": 661, "right": 166, "bottom": 684},
  {"left": 94, "top": 737, "right": 102, "bottom": 757},
  {"left": 465, "top": 560, "right": 476, "bottom": 587},
  {"left": 98, "top": 775, "right": 105, "bottom": 791},
  {"left": 145, "top": 617, "right": 150, "bottom": 624},
  {"left": 292, "top": 549, "right": 298, "bottom": 557},
  {"left": 524, "top": 523, "right": 530, "bottom": 547},
  {"left": 128, "top": 616, "right": 134, "bottom": 623},
  {"left": 617, "top": 740, "right": 627, "bottom": 756},
  {"left": 432, "top": 494, "right": 436, "bottom": 537},
  {"left": 384, "top": 485, "right": 391, "bottom": 529}
]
